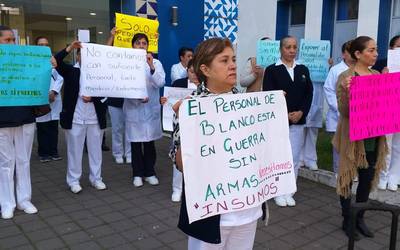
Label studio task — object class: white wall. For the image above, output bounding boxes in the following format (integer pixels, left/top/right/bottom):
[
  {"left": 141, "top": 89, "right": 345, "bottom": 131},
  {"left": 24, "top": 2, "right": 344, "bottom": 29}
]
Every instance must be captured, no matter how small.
[
  {"left": 357, "top": 0, "right": 380, "bottom": 39},
  {"left": 304, "top": 0, "right": 323, "bottom": 39},
  {"left": 236, "top": 0, "right": 277, "bottom": 90}
]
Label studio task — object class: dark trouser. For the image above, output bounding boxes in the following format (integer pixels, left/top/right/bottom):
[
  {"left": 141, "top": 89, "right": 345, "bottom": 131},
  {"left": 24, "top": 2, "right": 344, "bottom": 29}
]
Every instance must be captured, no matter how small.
[
  {"left": 37, "top": 120, "right": 59, "bottom": 157},
  {"left": 131, "top": 141, "right": 156, "bottom": 177}
]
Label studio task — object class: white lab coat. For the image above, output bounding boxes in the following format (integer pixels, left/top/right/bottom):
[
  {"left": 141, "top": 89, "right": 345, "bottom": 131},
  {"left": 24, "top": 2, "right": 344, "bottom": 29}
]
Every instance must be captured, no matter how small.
[
  {"left": 305, "top": 83, "right": 324, "bottom": 128},
  {"left": 170, "top": 62, "right": 187, "bottom": 84},
  {"left": 323, "top": 61, "right": 349, "bottom": 132},
  {"left": 124, "top": 59, "right": 166, "bottom": 142},
  {"left": 36, "top": 69, "right": 64, "bottom": 122}
]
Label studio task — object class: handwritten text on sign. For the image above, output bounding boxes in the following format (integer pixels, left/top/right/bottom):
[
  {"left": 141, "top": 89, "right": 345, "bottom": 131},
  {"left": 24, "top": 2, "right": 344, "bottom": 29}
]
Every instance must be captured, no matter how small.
[
  {"left": 0, "top": 45, "right": 51, "bottom": 107},
  {"left": 80, "top": 43, "right": 147, "bottom": 98},
  {"left": 179, "top": 91, "right": 296, "bottom": 223},
  {"left": 299, "top": 39, "right": 331, "bottom": 82},
  {"left": 256, "top": 40, "right": 280, "bottom": 68},
  {"left": 162, "top": 87, "right": 193, "bottom": 132},
  {"left": 349, "top": 72, "right": 400, "bottom": 141},
  {"left": 114, "top": 13, "right": 159, "bottom": 53}
]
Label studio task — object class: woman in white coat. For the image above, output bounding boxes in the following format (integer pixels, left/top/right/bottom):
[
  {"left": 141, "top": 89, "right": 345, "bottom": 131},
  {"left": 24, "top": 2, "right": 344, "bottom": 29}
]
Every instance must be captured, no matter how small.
[{"left": 124, "top": 33, "right": 166, "bottom": 187}]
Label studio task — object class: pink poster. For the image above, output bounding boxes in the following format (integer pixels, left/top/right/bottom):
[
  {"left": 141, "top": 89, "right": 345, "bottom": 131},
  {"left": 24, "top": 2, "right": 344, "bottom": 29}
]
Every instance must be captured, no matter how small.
[{"left": 349, "top": 72, "right": 400, "bottom": 141}]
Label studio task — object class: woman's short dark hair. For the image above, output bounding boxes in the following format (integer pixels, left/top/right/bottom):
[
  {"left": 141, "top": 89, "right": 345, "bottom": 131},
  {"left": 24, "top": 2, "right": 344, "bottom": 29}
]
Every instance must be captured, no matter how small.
[
  {"left": 131, "top": 33, "right": 149, "bottom": 47},
  {"left": 192, "top": 38, "right": 233, "bottom": 84},
  {"left": 0, "top": 25, "right": 12, "bottom": 37},
  {"left": 341, "top": 40, "right": 353, "bottom": 53},
  {"left": 389, "top": 35, "right": 400, "bottom": 49},
  {"left": 349, "top": 36, "right": 373, "bottom": 60},
  {"left": 178, "top": 47, "right": 193, "bottom": 60}
]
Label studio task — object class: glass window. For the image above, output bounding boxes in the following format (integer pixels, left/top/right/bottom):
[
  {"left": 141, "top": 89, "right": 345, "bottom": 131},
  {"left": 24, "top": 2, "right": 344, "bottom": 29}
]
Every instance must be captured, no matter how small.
[
  {"left": 290, "top": 0, "right": 306, "bottom": 25},
  {"left": 0, "top": 0, "right": 111, "bottom": 53},
  {"left": 337, "top": 0, "right": 359, "bottom": 20},
  {"left": 394, "top": 0, "right": 400, "bottom": 17}
]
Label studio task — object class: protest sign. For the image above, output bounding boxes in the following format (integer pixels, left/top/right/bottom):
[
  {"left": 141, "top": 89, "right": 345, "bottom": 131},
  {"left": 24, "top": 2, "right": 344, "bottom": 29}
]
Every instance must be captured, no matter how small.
[
  {"left": 179, "top": 91, "right": 296, "bottom": 223},
  {"left": 349, "top": 72, "right": 400, "bottom": 141},
  {"left": 0, "top": 45, "right": 51, "bottom": 106},
  {"left": 256, "top": 40, "right": 280, "bottom": 68},
  {"left": 114, "top": 13, "right": 159, "bottom": 53},
  {"left": 388, "top": 49, "right": 400, "bottom": 73},
  {"left": 299, "top": 39, "right": 331, "bottom": 82},
  {"left": 162, "top": 86, "right": 194, "bottom": 132},
  {"left": 80, "top": 43, "right": 147, "bottom": 98}
]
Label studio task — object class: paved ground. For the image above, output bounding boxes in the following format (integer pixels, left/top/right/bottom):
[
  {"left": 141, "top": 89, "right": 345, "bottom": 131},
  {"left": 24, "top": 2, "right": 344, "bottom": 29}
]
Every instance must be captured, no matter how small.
[{"left": 0, "top": 130, "right": 399, "bottom": 250}]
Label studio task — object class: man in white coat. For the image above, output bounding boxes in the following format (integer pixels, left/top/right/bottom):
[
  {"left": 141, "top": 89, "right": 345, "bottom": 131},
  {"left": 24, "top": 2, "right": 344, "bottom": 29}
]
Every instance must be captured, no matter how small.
[
  {"left": 323, "top": 40, "right": 354, "bottom": 174},
  {"left": 35, "top": 36, "right": 64, "bottom": 163},
  {"left": 0, "top": 26, "right": 38, "bottom": 219},
  {"left": 170, "top": 47, "right": 193, "bottom": 84}
]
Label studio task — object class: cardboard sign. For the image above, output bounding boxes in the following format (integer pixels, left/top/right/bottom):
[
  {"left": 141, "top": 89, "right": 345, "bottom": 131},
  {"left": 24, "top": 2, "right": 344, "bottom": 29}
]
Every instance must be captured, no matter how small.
[
  {"left": 349, "top": 72, "right": 400, "bottom": 141},
  {"left": 0, "top": 45, "right": 51, "bottom": 106},
  {"left": 299, "top": 39, "right": 331, "bottom": 82},
  {"left": 256, "top": 40, "right": 280, "bottom": 68},
  {"left": 114, "top": 13, "right": 159, "bottom": 53},
  {"left": 179, "top": 91, "right": 296, "bottom": 223},
  {"left": 80, "top": 43, "right": 147, "bottom": 98},
  {"left": 162, "top": 86, "right": 194, "bottom": 132}
]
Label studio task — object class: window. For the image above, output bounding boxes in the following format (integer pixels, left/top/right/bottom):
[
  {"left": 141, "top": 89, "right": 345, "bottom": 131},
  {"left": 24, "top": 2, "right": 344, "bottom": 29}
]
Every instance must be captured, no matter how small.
[
  {"left": 337, "top": 0, "right": 359, "bottom": 20},
  {"left": 394, "top": 0, "right": 400, "bottom": 17},
  {"left": 290, "top": 0, "right": 306, "bottom": 25},
  {"left": 0, "top": 0, "right": 110, "bottom": 52}
]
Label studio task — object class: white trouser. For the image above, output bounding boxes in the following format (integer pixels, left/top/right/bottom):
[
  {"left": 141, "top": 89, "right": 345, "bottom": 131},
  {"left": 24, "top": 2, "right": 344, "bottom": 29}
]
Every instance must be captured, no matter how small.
[
  {"left": 0, "top": 123, "right": 35, "bottom": 210},
  {"left": 172, "top": 165, "right": 182, "bottom": 193},
  {"left": 188, "top": 220, "right": 257, "bottom": 250},
  {"left": 289, "top": 125, "right": 305, "bottom": 178},
  {"left": 108, "top": 106, "right": 131, "bottom": 159},
  {"left": 300, "top": 127, "right": 318, "bottom": 167},
  {"left": 380, "top": 133, "right": 400, "bottom": 185},
  {"left": 65, "top": 123, "right": 104, "bottom": 186}
]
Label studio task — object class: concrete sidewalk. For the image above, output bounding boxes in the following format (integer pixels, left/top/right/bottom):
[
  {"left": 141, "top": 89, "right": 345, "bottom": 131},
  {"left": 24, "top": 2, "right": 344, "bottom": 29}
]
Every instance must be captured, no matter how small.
[{"left": 0, "top": 132, "right": 398, "bottom": 250}]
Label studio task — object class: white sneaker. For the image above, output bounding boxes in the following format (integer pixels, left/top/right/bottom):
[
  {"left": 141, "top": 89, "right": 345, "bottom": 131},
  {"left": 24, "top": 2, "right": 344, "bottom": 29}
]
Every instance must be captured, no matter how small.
[
  {"left": 133, "top": 177, "right": 143, "bottom": 187},
  {"left": 92, "top": 180, "right": 107, "bottom": 190},
  {"left": 388, "top": 182, "right": 398, "bottom": 192},
  {"left": 125, "top": 157, "right": 132, "bottom": 164},
  {"left": 171, "top": 191, "right": 182, "bottom": 202},
  {"left": 1, "top": 207, "right": 14, "bottom": 219},
  {"left": 274, "top": 196, "right": 287, "bottom": 207},
  {"left": 377, "top": 180, "right": 387, "bottom": 190},
  {"left": 115, "top": 156, "right": 124, "bottom": 164},
  {"left": 70, "top": 184, "right": 82, "bottom": 194},
  {"left": 285, "top": 195, "right": 296, "bottom": 207},
  {"left": 17, "top": 201, "right": 38, "bottom": 214},
  {"left": 144, "top": 176, "right": 159, "bottom": 186},
  {"left": 308, "top": 164, "right": 318, "bottom": 171}
]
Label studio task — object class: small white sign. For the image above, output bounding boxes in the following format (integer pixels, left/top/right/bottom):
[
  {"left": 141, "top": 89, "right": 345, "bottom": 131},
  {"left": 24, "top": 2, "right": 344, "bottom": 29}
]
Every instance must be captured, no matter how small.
[
  {"left": 78, "top": 29, "right": 90, "bottom": 43},
  {"left": 388, "top": 49, "right": 400, "bottom": 73},
  {"left": 80, "top": 43, "right": 147, "bottom": 98},
  {"left": 162, "top": 87, "right": 194, "bottom": 132},
  {"left": 179, "top": 91, "right": 296, "bottom": 223}
]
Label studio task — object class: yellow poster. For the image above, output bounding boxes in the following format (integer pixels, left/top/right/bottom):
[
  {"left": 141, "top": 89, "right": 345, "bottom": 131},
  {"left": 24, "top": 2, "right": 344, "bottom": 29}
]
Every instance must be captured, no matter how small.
[{"left": 114, "top": 13, "right": 159, "bottom": 53}]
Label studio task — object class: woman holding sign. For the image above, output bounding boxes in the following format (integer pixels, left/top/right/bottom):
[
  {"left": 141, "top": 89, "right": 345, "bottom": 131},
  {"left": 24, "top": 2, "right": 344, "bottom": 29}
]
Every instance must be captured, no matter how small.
[
  {"left": 334, "top": 36, "right": 387, "bottom": 240},
  {"left": 171, "top": 38, "right": 262, "bottom": 250},
  {"left": 124, "top": 33, "right": 166, "bottom": 187},
  {"left": 262, "top": 36, "right": 313, "bottom": 207}
]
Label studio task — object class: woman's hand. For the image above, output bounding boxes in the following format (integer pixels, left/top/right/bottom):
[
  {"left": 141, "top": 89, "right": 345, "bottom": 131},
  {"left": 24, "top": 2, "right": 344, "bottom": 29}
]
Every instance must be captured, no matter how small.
[
  {"left": 110, "top": 27, "right": 116, "bottom": 37},
  {"left": 288, "top": 111, "right": 303, "bottom": 124},
  {"left": 147, "top": 53, "right": 155, "bottom": 70},
  {"left": 82, "top": 96, "right": 91, "bottom": 103},
  {"left": 50, "top": 56, "right": 57, "bottom": 68},
  {"left": 49, "top": 91, "right": 57, "bottom": 103},
  {"left": 382, "top": 67, "right": 389, "bottom": 74},
  {"left": 66, "top": 41, "right": 82, "bottom": 53},
  {"left": 141, "top": 97, "right": 150, "bottom": 103},
  {"left": 160, "top": 96, "right": 168, "bottom": 105}
]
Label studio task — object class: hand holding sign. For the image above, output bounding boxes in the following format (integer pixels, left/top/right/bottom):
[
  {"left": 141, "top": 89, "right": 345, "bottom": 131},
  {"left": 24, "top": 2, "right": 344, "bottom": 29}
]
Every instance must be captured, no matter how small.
[{"left": 66, "top": 41, "right": 82, "bottom": 53}]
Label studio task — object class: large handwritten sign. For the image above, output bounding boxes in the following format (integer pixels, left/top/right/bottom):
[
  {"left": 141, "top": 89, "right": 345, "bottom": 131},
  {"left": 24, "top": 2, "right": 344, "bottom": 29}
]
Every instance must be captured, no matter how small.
[
  {"left": 80, "top": 43, "right": 147, "bottom": 98},
  {"left": 162, "top": 87, "right": 193, "bottom": 132},
  {"left": 256, "top": 40, "right": 280, "bottom": 68},
  {"left": 179, "top": 91, "right": 296, "bottom": 223},
  {"left": 388, "top": 49, "right": 400, "bottom": 73},
  {"left": 0, "top": 45, "right": 51, "bottom": 106},
  {"left": 114, "top": 13, "right": 159, "bottom": 53},
  {"left": 349, "top": 72, "right": 400, "bottom": 141},
  {"left": 299, "top": 39, "right": 331, "bottom": 82}
]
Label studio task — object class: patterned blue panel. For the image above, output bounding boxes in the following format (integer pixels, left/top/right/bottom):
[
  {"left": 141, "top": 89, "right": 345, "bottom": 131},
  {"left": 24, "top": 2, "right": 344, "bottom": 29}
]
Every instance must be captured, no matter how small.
[{"left": 204, "top": 0, "right": 238, "bottom": 44}]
